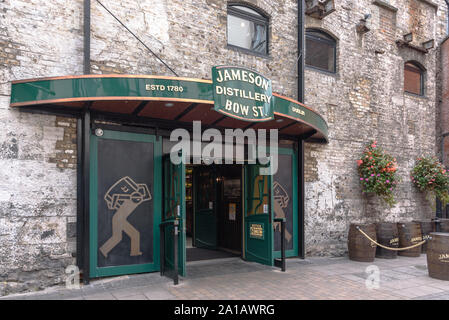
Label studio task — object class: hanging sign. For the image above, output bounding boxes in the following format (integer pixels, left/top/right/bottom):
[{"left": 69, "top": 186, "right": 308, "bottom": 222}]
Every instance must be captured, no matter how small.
[{"left": 212, "top": 66, "right": 273, "bottom": 122}]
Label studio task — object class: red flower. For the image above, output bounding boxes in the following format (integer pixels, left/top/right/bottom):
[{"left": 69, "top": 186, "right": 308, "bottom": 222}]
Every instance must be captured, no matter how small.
[{"left": 357, "top": 160, "right": 363, "bottom": 166}]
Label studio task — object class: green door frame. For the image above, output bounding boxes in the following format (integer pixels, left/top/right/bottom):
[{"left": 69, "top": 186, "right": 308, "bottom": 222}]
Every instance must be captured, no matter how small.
[
  {"left": 162, "top": 153, "right": 186, "bottom": 277},
  {"left": 243, "top": 163, "right": 274, "bottom": 266},
  {"left": 273, "top": 147, "right": 298, "bottom": 259},
  {"left": 89, "top": 130, "right": 162, "bottom": 278}
]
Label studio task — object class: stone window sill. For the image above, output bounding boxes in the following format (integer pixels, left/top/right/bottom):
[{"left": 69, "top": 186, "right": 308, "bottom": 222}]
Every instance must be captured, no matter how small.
[
  {"left": 404, "top": 91, "right": 427, "bottom": 100},
  {"left": 305, "top": 65, "right": 338, "bottom": 77}
]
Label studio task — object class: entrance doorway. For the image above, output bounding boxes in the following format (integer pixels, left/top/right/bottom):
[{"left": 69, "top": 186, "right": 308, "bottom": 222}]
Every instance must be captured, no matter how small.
[
  {"left": 88, "top": 129, "right": 297, "bottom": 282},
  {"left": 186, "top": 164, "right": 243, "bottom": 262}
]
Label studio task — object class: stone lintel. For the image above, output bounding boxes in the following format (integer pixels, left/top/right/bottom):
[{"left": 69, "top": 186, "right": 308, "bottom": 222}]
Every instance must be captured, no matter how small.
[
  {"left": 416, "top": 0, "right": 438, "bottom": 10},
  {"left": 372, "top": 0, "right": 398, "bottom": 13}
]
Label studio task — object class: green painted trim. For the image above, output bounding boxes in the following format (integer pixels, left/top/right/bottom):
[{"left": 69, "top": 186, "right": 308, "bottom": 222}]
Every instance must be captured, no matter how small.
[
  {"left": 10, "top": 75, "right": 328, "bottom": 141},
  {"left": 273, "top": 95, "right": 328, "bottom": 140},
  {"left": 89, "top": 135, "right": 98, "bottom": 277},
  {"left": 162, "top": 153, "right": 186, "bottom": 277},
  {"left": 243, "top": 164, "right": 274, "bottom": 266},
  {"left": 11, "top": 76, "right": 213, "bottom": 105},
  {"left": 89, "top": 130, "right": 162, "bottom": 278},
  {"left": 179, "top": 158, "right": 186, "bottom": 277}
]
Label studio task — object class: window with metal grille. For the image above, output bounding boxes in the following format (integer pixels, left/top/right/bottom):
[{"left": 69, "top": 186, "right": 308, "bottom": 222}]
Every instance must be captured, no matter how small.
[
  {"left": 227, "top": 4, "right": 269, "bottom": 56},
  {"left": 305, "top": 29, "right": 336, "bottom": 73},
  {"left": 404, "top": 62, "right": 425, "bottom": 96}
]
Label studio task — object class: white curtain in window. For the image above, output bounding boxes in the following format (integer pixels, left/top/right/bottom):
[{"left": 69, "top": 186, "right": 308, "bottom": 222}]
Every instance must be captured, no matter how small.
[{"left": 251, "top": 24, "right": 266, "bottom": 52}]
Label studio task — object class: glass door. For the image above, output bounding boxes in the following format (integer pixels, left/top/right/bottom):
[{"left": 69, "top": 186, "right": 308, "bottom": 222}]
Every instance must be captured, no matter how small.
[{"left": 193, "top": 166, "right": 217, "bottom": 249}]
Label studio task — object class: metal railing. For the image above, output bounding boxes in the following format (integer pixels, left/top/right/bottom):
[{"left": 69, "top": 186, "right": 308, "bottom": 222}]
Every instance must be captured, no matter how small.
[
  {"left": 159, "top": 219, "right": 179, "bottom": 285},
  {"left": 274, "top": 217, "right": 286, "bottom": 272}
]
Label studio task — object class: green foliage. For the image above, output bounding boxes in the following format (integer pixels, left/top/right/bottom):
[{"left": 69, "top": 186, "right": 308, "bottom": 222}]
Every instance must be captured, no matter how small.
[
  {"left": 357, "top": 141, "right": 399, "bottom": 207},
  {"left": 411, "top": 156, "right": 449, "bottom": 206}
]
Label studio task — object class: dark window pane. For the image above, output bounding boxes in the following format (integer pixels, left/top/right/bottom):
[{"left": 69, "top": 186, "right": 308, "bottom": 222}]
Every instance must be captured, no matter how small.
[
  {"left": 404, "top": 62, "right": 423, "bottom": 95},
  {"left": 305, "top": 36, "right": 335, "bottom": 72}
]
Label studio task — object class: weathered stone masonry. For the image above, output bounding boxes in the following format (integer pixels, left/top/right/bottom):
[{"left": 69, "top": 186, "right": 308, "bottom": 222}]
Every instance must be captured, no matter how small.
[
  {"left": 0, "top": 0, "right": 448, "bottom": 294},
  {"left": 304, "top": 0, "right": 447, "bottom": 256}
]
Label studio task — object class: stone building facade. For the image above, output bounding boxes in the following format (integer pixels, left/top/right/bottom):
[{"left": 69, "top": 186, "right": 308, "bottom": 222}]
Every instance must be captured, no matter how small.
[
  {"left": 304, "top": 0, "right": 448, "bottom": 255},
  {"left": 0, "top": 0, "right": 448, "bottom": 295}
]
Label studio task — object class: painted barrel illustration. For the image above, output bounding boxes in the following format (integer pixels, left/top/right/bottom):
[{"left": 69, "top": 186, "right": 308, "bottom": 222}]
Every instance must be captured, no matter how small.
[
  {"left": 427, "top": 232, "right": 449, "bottom": 281},
  {"left": 397, "top": 222, "right": 423, "bottom": 257},
  {"left": 413, "top": 220, "right": 435, "bottom": 253},
  {"left": 375, "top": 222, "right": 399, "bottom": 259},
  {"left": 348, "top": 223, "right": 377, "bottom": 262}
]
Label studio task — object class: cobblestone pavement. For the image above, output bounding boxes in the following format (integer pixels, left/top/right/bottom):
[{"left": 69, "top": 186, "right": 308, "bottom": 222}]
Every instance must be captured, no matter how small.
[{"left": 2, "top": 255, "right": 449, "bottom": 300}]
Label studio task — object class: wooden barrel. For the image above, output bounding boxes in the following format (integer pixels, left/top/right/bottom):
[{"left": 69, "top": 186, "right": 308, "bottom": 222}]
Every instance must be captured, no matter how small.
[
  {"left": 427, "top": 232, "right": 449, "bottom": 281},
  {"left": 436, "top": 218, "right": 449, "bottom": 232},
  {"left": 375, "top": 222, "right": 398, "bottom": 259},
  {"left": 348, "top": 223, "right": 377, "bottom": 262},
  {"left": 397, "top": 222, "right": 423, "bottom": 257},
  {"left": 413, "top": 220, "right": 435, "bottom": 253}
]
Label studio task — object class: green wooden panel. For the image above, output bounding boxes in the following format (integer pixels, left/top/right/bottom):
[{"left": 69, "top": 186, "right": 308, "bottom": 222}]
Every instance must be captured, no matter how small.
[
  {"left": 244, "top": 164, "right": 273, "bottom": 266},
  {"left": 162, "top": 154, "right": 186, "bottom": 277}
]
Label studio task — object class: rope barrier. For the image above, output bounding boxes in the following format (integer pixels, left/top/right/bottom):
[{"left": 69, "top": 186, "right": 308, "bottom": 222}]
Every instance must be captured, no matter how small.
[{"left": 356, "top": 226, "right": 427, "bottom": 251}]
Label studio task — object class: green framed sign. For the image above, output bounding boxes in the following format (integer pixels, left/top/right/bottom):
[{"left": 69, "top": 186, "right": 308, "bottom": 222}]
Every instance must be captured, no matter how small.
[
  {"left": 212, "top": 66, "right": 273, "bottom": 122},
  {"left": 89, "top": 130, "right": 162, "bottom": 278},
  {"left": 249, "top": 222, "right": 265, "bottom": 240}
]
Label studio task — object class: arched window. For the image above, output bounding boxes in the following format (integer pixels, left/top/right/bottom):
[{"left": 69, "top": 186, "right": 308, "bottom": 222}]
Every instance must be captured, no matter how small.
[
  {"left": 305, "top": 29, "right": 336, "bottom": 73},
  {"left": 404, "top": 61, "right": 425, "bottom": 96},
  {"left": 227, "top": 4, "right": 269, "bottom": 55}
]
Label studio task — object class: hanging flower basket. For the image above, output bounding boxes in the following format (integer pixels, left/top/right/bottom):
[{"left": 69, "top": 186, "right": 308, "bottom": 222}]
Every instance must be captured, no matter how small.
[
  {"left": 356, "top": 141, "right": 399, "bottom": 207},
  {"left": 411, "top": 156, "right": 449, "bottom": 207}
]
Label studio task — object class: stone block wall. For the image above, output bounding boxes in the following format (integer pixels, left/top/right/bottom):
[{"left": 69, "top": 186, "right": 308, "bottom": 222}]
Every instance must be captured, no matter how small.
[
  {"left": 0, "top": 0, "right": 82, "bottom": 295},
  {"left": 439, "top": 37, "right": 449, "bottom": 167},
  {"left": 303, "top": 0, "right": 448, "bottom": 256},
  {"left": 0, "top": 0, "right": 448, "bottom": 294}
]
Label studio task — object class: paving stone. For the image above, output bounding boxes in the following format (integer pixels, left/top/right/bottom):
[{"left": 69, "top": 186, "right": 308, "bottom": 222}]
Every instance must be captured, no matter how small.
[
  {"left": 2, "top": 257, "right": 449, "bottom": 300},
  {"left": 111, "top": 288, "right": 145, "bottom": 299},
  {"left": 84, "top": 292, "right": 117, "bottom": 300},
  {"left": 118, "top": 294, "right": 148, "bottom": 300},
  {"left": 144, "top": 288, "right": 176, "bottom": 300},
  {"left": 391, "top": 285, "right": 445, "bottom": 299}
]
